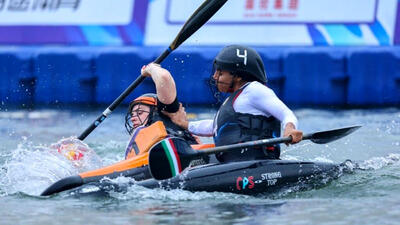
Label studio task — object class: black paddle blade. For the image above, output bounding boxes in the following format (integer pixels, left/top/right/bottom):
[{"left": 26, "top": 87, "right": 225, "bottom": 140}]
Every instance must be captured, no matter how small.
[
  {"left": 170, "top": 0, "right": 228, "bottom": 50},
  {"left": 308, "top": 125, "right": 362, "bottom": 144},
  {"left": 148, "top": 138, "right": 197, "bottom": 180}
]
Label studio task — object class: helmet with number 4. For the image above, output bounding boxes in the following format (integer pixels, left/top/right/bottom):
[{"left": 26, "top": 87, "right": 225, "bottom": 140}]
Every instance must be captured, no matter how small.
[{"left": 213, "top": 45, "right": 267, "bottom": 84}]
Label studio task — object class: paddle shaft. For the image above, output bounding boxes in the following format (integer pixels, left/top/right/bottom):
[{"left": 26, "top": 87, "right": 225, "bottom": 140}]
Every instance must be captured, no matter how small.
[
  {"left": 190, "top": 126, "right": 361, "bottom": 158},
  {"left": 193, "top": 136, "right": 293, "bottom": 158},
  {"left": 78, "top": 0, "right": 228, "bottom": 140},
  {"left": 78, "top": 51, "right": 170, "bottom": 140}
]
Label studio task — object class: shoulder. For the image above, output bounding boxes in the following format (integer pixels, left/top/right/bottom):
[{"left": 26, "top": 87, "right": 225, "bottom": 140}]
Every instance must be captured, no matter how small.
[
  {"left": 242, "top": 81, "right": 276, "bottom": 98},
  {"left": 244, "top": 81, "right": 271, "bottom": 90}
]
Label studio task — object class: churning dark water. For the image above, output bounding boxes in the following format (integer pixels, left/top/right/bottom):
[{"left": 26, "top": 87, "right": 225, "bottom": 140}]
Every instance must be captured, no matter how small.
[{"left": 0, "top": 106, "right": 399, "bottom": 225}]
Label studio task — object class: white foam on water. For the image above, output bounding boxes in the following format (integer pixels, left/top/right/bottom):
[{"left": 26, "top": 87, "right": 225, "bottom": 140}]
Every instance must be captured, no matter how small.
[
  {"left": 114, "top": 184, "right": 251, "bottom": 202},
  {"left": 312, "top": 157, "right": 334, "bottom": 163},
  {"left": 0, "top": 110, "right": 62, "bottom": 120},
  {"left": 82, "top": 176, "right": 254, "bottom": 202},
  {"left": 281, "top": 155, "right": 300, "bottom": 161},
  {"left": 0, "top": 137, "right": 103, "bottom": 196},
  {"left": 357, "top": 153, "right": 400, "bottom": 170}
]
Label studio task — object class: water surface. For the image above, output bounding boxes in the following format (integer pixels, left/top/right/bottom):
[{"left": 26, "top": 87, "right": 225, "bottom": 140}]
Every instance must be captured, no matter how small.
[{"left": 0, "top": 107, "right": 399, "bottom": 225}]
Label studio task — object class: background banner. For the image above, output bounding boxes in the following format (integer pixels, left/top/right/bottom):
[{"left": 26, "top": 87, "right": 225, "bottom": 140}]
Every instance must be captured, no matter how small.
[
  {"left": 0, "top": 0, "right": 133, "bottom": 25},
  {"left": 146, "top": 0, "right": 399, "bottom": 46},
  {"left": 0, "top": 0, "right": 399, "bottom": 45},
  {"left": 0, "top": 0, "right": 147, "bottom": 45},
  {"left": 168, "top": 0, "right": 377, "bottom": 24}
]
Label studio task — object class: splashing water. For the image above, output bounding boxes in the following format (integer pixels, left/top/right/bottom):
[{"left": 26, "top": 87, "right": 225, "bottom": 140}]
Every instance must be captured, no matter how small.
[
  {"left": 350, "top": 153, "right": 400, "bottom": 170},
  {"left": 0, "top": 137, "right": 103, "bottom": 196},
  {"left": 65, "top": 175, "right": 255, "bottom": 202}
]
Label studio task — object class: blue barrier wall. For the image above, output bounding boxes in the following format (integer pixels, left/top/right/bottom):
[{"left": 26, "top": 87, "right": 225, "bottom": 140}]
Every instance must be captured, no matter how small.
[
  {"left": 347, "top": 49, "right": 400, "bottom": 105},
  {"left": 283, "top": 48, "right": 348, "bottom": 105},
  {"left": 33, "top": 49, "right": 95, "bottom": 104},
  {"left": 95, "top": 48, "right": 159, "bottom": 104},
  {"left": 258, "top": 48, "right": 284, "bottom": 99},
  {"left": 0, "top": 49, "right": 34, "bottom": 106},
  {"left": 1, "top": 47, "right": 399, "bottom": 107},
  {"left": 162, "top": 47, "right": 219, "bottom": 104}
]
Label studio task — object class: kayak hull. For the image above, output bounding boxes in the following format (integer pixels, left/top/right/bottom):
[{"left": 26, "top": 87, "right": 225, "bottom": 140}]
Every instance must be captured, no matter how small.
[
  {"left": 62, "top": 159, "right": 339, "bottom": 196},
  {"left": 136, "top": 160, "right": 338, "bottom": 195}
]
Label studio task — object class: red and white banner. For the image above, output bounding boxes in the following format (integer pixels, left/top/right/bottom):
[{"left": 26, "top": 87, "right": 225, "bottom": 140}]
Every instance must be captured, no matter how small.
[
  {"left": 146, "top": 0, "right": 397, "bottom": 46},
  {"left": 168, "top": 0, "right": 377, "bottom": 24}
]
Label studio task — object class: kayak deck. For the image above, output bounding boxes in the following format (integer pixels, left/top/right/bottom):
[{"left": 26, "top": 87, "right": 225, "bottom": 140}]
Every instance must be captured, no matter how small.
[
  {"left": 137, "top": 159, "right": 338, "bottom": 195},
  {"left": 63, "top": 159, "right": 339, "bottom": 196}
]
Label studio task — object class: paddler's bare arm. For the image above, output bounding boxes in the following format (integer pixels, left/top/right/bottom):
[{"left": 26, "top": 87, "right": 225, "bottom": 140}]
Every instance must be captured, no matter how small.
[
  {"left": 141, "top": 63, "right": 176, "bottom": 104},
  {"left": 283, "top": 122, "right": 303, "bottom": 144}
]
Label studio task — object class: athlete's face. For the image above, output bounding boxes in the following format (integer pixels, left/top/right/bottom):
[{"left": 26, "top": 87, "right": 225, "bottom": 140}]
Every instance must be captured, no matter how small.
[
  {"left": 130, "top": 104, "right": 150, "bottom": 128},
  {"left": 213, "top": 69, "right": 234, "bottom": 93}
]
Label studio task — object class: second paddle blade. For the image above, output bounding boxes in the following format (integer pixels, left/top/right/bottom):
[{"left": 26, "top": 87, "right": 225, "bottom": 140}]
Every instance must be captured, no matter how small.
[
  {"left": 308, "top": 125, "right": 362, "bottom": 144},
  {"left": 148, "top": 137, "right": 196, "bottom": 180}
]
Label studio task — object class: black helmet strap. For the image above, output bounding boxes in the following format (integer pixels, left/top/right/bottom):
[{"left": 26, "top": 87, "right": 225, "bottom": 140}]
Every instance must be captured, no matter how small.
[
  {"left": 125, "top": 103, "right": 156, "bottom": 135},
  {"left": 213, "top": 69, "right": 237, "bottom": 93}
]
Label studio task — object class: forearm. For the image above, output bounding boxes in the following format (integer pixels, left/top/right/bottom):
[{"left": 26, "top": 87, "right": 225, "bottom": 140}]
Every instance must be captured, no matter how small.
[
  {"left": 163, "top": 107, "right": 213, "bottom": 137},
  {"left": 143, "top": 63, "right": 177, "bottom": 104},
  {"left": 248, "top": 82, "right": 298, "bottom": 129},
  {"left": 188, "top": 120, "right": 214, "bottom": 136},
  {"left": 281, "top": 113, "right": 298, "bottom": 130}
]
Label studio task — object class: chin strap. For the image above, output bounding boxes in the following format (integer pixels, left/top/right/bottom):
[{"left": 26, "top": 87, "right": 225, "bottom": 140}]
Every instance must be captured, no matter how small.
[
  {"left": 227, "top": 73, "right": 239, "bottom": 93},
  {"left": 125, "top": 104, "right": 156, "bottom": 135},
  {"left": 144, "top": 106, "right": 156, "bottom": 126}
]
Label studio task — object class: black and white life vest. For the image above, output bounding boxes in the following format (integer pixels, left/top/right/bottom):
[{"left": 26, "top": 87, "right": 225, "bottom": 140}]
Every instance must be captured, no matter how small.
[{"left": 213, "top": 83, "right": 281, "bottom": 162}]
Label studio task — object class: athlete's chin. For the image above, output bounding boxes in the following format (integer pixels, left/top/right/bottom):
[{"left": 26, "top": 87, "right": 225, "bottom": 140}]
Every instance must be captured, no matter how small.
[
  {"left": 219, "top": 88, "right": 231, "bottom": 93},
  {"left": 217, "top": 85, "right": 229, "bottom": 93}
]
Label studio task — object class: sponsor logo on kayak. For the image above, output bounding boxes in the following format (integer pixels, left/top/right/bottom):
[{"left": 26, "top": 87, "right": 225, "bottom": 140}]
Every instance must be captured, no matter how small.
[
  {"left": 260, "top": 172, "right": 282, "bottom": 186},
  {"left": 236, "top": 176, "right": 255, "bottom": 190}
]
